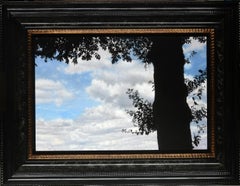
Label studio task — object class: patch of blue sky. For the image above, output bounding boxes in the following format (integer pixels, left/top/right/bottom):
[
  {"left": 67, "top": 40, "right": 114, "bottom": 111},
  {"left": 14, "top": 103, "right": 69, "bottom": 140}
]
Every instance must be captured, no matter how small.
[
  {"left": 36, "top": 96, "right": 98, "bottom": 120},
  {"left": 36, "top": 103, "right": 74, "bottom": 120},
  {"left": 35, "top": 57, "right": 65, "bottom": 79},
  {"left": 36, "top": 57, "right": 93, "bottom": 87},
  {"left": 35, "top": 57, "right": 100, "bottom": 120},
  {"left": 183, "top": 44, "right": 207, "bottom": 76}
]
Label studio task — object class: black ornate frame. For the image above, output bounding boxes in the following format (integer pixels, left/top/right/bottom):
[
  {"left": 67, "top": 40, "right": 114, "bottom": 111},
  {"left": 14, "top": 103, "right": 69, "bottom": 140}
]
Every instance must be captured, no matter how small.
[{"left": 1, "top": 1, "right": 239, "bottom": 185}]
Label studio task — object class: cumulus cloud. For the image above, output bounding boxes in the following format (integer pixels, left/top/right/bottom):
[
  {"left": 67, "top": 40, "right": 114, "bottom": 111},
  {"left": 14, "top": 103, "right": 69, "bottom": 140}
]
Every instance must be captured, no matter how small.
[
  {"left": 64, "top": 48, "right": 112, "bottom": 75},
  {"left": 64, "top": 52, "right": 154, "bottom": 108},
  {"left": 183, "top": 37, "right": 206, "bottom": 55},
  {"left": 36, "top": 105, "right": 158, "bottom": 151},
  {"left": 36, "top": 50, "right": 157, "bottom": 151},
  {"left": 36, "top": 78, "right": 73, "bottom": 106},
  {"left": 84, "top": 59, "right": 154, "bottom": 109}
]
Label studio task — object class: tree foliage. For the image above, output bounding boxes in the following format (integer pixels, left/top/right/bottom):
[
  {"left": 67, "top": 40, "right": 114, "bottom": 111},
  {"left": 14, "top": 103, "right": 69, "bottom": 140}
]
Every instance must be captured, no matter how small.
[
  {"left": 123, "top": 89, "right": 155, "bottom": 135},
  {"left": 34, "top": 35, "right": 206, "bottom": 65},
  {"left": 123, "top": 68, "right": 207, "bottom": 147},
  {"left": 34, "top": 35, "right": 152, "bottom": 64}
]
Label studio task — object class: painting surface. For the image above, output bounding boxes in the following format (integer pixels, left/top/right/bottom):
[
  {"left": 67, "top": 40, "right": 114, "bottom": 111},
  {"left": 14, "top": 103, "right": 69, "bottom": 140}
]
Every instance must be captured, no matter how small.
[{"left": 34, "top": 35, "right": 207, "bottom": 151}]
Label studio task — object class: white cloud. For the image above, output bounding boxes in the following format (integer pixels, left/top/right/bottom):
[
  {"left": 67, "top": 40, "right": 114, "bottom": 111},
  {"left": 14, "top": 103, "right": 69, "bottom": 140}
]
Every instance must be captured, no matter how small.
[
  {"left": 191, "top": 122, "right": 207, "bottom": 150},
  {"left": 183, "top": 37, "right": 206, "bottom": 53},
  {"left": 183, "top": 37, "right": 206, "bottom": 55},
  {"left": 64, "top": 48, "right": 112, "bottom": 75},
  {"left": 184, "top": 74, "right": 194, "bottom": 81},
  {"left": 187, "top": 79, "right": 207, "bottom": 150},
  {"left": 184, "top": 63, "right": 192, "bottom": 70},
  {"left": 36, "top": 53, "right": 157, "bottom": 151},
  {"left": 187, "top": 80, "right": 207, "bottom": 107},
  {"left": 84, "top": 58, "right": 154, "bottom": 109},
  {"left": 36, "top": 78, "right": 73, "bottom": 106},
  {"left": 36, "top": 104, "right": 158, "bottom": 151}
]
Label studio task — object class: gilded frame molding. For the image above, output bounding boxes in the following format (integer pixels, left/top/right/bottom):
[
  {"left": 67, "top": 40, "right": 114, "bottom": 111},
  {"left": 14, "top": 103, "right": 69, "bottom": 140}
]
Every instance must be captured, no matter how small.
[
  {"left": 2, "top": 1, "right": 239, "bottom": 185},
  {"left": 27, "top": 28, "right": 215, "bottom": 160}
]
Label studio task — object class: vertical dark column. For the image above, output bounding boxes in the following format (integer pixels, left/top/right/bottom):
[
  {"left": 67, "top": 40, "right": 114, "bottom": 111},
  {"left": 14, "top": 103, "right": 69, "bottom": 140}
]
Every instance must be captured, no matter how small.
[
  {"left": 0, "top": 1, "right": 3, "bottom": 184},
  {"left": 148, "top": 36, "right": 193, "bottom": 152}
]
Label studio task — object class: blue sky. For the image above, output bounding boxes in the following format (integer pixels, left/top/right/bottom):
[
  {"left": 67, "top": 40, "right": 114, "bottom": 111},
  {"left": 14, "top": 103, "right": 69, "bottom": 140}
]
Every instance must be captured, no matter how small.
[
  {"left": 35, "top": 59, "right": 99, "bottom": 120},
  {"left": 35, "top": 36, "right": 207, "bottom": 151}
]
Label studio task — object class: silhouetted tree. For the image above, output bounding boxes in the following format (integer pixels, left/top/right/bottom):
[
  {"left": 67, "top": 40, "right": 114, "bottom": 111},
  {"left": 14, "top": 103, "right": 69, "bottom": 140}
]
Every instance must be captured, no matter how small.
[
  {"left": 124, "top": 68, "right": 207, "bottom": 148},
  {"left": 34, "top": 34, "right": 206, "bottom": 152},
  {"left": 123, "top": 88, "right": 155, "bottom": 135}
]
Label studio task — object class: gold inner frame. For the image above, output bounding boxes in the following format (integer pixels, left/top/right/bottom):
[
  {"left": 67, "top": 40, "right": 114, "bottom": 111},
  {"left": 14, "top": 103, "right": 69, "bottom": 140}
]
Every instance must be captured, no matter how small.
[{"left": 27, "top": 28, "right": 215, "bottom": 160}]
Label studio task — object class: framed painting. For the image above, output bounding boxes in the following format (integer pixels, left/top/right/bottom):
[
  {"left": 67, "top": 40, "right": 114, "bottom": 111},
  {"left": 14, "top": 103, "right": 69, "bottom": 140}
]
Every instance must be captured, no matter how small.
[
  {"left": 1, "top": 1, "right": 239, "bottom": 185},
  {"left": 28, "top": 28, "right": 214, "bottom": 159}
]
